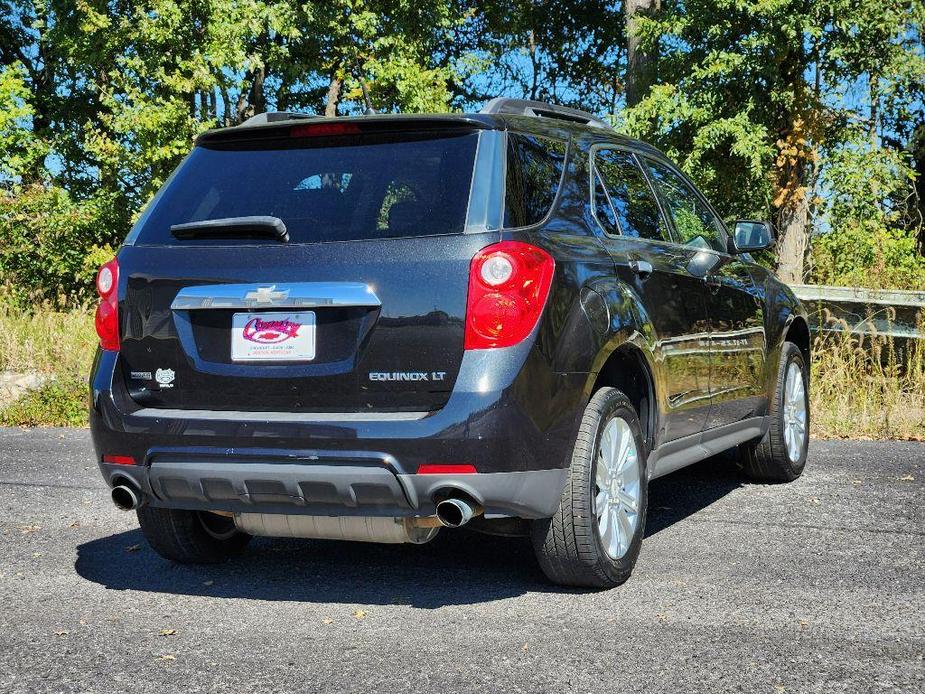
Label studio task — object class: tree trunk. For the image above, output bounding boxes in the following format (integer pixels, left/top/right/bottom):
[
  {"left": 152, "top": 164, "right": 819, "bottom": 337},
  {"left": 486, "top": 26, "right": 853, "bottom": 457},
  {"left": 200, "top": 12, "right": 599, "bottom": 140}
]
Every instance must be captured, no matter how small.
[
  {"left": 220, "top": 86, "right": 231, "bottom": 126},
  {"left": 774, "top": 193, "right": 810, "bottom": 285},
  {"left": 625, "top": 0, "right": 660, "bottom": 107},
  {"left": 235, "top": 71, "right": 253, "bottom": 124},
  {"left": 868, "top": 73, "right": 879, "bottom": 145},
  {"left": 912, "top": 124, "right": 925, "bottom": 254},
  {"left": 324, "top": 75, "right": 342, "bottom": 118},
  {"left": 251, "top": 66, "right": 265, "bottom": 115}
]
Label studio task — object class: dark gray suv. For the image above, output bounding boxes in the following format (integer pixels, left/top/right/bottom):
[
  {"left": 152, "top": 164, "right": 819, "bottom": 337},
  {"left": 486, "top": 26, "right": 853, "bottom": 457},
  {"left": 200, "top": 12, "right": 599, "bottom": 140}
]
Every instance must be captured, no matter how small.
[{"left": 89, "top": 98, "right": 810, "bottom": 588}]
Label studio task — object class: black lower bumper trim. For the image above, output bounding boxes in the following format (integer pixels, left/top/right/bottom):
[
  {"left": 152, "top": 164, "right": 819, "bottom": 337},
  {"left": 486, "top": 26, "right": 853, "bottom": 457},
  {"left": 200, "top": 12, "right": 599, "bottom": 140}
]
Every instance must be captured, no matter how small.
[{"left": 102, "top": 460, "right": 567, "bottom": 520}]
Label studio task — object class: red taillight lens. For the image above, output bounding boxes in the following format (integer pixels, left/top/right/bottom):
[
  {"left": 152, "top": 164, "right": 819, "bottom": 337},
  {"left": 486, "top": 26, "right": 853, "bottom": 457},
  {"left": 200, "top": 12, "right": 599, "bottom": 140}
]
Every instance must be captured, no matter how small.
[
  {"left": 464, "top": 241, "right": 555, "bottom": 349},
  {"left": 417, "top": 464, "right": 477, "bottom": 474},
  {"left": 94, "top": 257, "right": 120, "bottom": 351}
]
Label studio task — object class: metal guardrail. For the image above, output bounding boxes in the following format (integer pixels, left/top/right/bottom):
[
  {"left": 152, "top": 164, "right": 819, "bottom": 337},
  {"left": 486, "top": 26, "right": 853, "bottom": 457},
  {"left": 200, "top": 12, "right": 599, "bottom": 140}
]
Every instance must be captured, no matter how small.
[{"left": 791, "top": 284, "right": 924, "bottom": 340}]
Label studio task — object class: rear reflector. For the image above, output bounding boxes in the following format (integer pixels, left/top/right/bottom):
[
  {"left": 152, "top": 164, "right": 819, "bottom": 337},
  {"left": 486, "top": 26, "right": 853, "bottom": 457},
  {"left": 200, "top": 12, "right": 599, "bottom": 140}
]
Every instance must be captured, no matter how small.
[
  {"left": 290, "top": 123, "right": 362, "bottom": 138},
  {"left": 102, "top": 455, "right": 136, "bottom": 466},
  {"left": 417, "top": 464, "right": 477, "bottom": 475}
]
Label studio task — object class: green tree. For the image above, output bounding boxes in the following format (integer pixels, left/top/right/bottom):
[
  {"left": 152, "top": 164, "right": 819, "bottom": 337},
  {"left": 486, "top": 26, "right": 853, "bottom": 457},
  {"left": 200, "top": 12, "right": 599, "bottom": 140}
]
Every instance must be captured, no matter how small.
[
  {"left": 459, "top": 0, "right": 626, "bottom": 114},
  {"left": 621, "top": 0, "right": 925, "bottom": 285}
]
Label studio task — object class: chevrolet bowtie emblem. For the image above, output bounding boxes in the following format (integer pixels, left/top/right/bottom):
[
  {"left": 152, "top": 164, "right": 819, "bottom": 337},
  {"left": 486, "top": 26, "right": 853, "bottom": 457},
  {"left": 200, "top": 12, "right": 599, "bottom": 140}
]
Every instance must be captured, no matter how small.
[{"left": 244, "top": 286, "right": 289, "bottom": 303}]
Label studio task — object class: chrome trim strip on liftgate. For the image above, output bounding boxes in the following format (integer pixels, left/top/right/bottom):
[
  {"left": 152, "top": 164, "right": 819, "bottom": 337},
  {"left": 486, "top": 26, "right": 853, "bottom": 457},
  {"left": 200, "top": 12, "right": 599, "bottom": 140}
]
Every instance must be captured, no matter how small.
[{"left": 170, "top": 282, "right": 381, "bottom": 311}]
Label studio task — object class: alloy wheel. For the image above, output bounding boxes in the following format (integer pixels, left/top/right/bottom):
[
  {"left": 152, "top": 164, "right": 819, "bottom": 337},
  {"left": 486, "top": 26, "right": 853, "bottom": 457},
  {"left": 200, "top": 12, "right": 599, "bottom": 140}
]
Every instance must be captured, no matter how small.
[
  {"left": 782, "top": 361, "right": 807, "bottom": 463},
  {"left": 594, "top": 416, "right": 642, "bottom": 560}
]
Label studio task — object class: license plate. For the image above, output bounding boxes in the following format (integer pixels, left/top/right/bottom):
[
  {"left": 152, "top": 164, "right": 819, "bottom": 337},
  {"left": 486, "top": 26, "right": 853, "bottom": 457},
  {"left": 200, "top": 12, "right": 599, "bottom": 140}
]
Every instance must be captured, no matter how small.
[{"left": 231, "top": 311, "right": 316, "bottom": 362}]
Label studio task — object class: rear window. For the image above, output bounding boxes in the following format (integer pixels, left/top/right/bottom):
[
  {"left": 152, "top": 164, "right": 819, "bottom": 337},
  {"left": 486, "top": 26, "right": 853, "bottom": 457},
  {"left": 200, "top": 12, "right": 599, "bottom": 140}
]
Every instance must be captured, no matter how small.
[
  {"left": 129, "top": 130, "right": 480, "bottom": 245},
  {"left": 503, "top": 133, "right": 567, "bottom": 228}
]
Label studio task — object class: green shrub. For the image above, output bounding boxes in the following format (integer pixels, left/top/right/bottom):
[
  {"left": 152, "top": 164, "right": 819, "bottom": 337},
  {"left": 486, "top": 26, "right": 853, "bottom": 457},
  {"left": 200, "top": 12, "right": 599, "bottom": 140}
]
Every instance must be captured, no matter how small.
[
  {"left": 0, "top": 377, "right": 88, "bottom": 427},
  {"left": 810, "top": 139, "right": 925, "bottom": 290},
  {"left": 0, "top": 184, "right": 115, "bottom": 308}
]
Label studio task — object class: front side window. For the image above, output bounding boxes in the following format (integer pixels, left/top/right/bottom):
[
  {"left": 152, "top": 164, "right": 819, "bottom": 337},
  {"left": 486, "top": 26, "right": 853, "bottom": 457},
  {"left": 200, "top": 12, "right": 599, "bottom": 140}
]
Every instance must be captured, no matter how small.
[
  {"left": 504, "top": 133, "right": 568, "bottom": 228},
  {"left": 642, "top": 158, "right": 726, "bottom": 253},
  {"left": 594, "top": 149, "right": 670, "bottom": 242}
]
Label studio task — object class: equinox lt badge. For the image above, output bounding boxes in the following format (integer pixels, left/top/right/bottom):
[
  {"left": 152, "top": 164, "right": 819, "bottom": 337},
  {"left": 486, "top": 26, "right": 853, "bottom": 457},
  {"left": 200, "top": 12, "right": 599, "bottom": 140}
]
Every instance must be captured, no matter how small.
[{"left": 369, "top": 372, "right": 446, "bottom": 382}]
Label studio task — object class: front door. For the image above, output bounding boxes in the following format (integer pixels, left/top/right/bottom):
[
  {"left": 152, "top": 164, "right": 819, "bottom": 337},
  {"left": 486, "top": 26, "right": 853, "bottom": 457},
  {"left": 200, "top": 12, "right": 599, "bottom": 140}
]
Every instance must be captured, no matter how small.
[
  {"left": 590, "top": 147, "right": 713, "bottom": 442},
  {"left": 640, "top": 157, "right": 767, "bottom": 429}
]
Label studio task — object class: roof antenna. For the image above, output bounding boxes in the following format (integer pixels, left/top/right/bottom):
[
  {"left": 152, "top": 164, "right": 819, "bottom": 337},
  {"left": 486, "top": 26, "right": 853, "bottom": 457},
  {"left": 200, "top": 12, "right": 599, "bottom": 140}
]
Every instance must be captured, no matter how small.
[
  {"left": 354, "top": 63, "right": 376, "bottom": 115},
  {"left": 359, "top": 79, "right": 376, "bottom": 115}
]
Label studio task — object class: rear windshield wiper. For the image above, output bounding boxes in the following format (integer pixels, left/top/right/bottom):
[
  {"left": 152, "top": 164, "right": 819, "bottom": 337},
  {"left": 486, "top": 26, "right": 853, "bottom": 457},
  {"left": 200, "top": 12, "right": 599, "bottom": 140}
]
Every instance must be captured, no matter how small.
[{"left": 170, "top": 216, "right": 289, "bottom": 242}]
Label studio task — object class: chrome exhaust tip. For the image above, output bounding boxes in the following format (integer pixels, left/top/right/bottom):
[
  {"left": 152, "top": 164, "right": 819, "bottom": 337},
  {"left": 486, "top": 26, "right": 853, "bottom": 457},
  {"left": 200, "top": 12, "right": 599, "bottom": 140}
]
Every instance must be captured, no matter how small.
[
  {"left": 435, "top": 497, "right": 481, "bottom": 528},
  {"left": 111, "top": 484, "right": 141, "bottom": 511}
]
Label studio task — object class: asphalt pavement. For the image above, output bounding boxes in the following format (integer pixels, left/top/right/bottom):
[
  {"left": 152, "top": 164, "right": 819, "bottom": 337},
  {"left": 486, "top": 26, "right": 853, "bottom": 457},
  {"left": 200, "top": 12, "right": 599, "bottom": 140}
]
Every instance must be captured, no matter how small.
[{"left": 0, "top": 427, "right": 922, "bottom": 693}]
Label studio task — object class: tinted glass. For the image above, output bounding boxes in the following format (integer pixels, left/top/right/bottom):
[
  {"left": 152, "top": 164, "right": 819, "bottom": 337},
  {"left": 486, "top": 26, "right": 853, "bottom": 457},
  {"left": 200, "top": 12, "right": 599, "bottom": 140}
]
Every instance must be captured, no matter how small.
[
  {"left": 595, "top": 149, "right": 670, "bottom": 242},
  {"left": 504, "top": 133, "right": 567, "bottom": 227},
  {"left": 643, "top": 158, "right": 726, "bottom": 252},
  {"left": 131, "top": 130, "right": 479, "bottom": 245},
  {"left": 593, "top": 170, "right": 619, "bottom": 236}
]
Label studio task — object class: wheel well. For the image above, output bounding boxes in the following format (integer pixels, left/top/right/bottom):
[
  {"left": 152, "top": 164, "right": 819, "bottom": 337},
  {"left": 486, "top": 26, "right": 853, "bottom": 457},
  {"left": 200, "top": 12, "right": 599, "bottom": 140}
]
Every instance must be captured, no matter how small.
[
  {"left": 592, "top": 346, "right": 655, "bottom": 449},
  {"left": 785, "top": 316, "right": 811, "bottom": 367}
]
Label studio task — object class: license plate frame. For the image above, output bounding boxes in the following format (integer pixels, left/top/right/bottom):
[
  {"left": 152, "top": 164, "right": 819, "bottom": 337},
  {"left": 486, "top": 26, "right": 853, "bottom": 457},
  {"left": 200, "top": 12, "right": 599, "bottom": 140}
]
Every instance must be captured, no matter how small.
[{"left": 230, "top": 311, "right": 317, "bottom": 362}]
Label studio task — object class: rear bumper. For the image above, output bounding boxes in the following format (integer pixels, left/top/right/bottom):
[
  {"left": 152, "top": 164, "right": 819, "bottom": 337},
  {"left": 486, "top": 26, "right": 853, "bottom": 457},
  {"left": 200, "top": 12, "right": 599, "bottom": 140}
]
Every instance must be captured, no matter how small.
[
  {"left": 90, "top": 345, "right": 586, "bottom": 519},
  {"left": 100, "top": 457, "right": 567, "bottom": 519}
]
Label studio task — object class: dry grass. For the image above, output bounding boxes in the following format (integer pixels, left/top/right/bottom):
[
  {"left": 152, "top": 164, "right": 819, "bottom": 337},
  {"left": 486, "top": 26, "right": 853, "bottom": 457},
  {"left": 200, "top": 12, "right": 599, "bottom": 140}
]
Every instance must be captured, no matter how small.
[
  {"left": 0, "top": 301, "right": 96, "bottom": 379},
  {"left": 0, "top": 300, "right": 923, "bottom": 438},
  {"left": 0, "top": 302, "right": 95, "bottom": 426},
  {"left": 810, "top": 311, "right": 925, "bottom": 441}
]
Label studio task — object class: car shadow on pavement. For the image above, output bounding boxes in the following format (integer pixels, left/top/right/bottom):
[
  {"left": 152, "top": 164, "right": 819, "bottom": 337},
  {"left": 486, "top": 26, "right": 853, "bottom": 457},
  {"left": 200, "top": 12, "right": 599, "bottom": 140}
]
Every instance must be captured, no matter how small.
[
  {"left": 645, "top": 452, "right": 744, "bottom": 537},
  {"left": 74, "top": 455, "right": 744, "bottom": 607}
]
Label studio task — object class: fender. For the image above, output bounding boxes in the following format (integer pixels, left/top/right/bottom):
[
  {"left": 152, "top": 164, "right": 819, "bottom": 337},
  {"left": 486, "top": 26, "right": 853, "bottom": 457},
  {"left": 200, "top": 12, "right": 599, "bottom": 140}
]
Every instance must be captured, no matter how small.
[
  {"left": 578, "top": 278, "right": 665, "bottom": 447},
  {"left": 755, "top": 265, "right": 810, "bottom": 399}
]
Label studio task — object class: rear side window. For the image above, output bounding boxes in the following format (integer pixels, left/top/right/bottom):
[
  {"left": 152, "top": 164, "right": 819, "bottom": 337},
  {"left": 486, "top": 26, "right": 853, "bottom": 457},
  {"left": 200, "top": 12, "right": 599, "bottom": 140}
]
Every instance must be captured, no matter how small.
[
  {"left": 594, "top": 149, "right": 670, "bottom": 242},
  {"left": 504, "top": 133, "right": 567, "bottom": 228},
  {"left": 129, "top": 130, "right": 480, "bottom": 245}
]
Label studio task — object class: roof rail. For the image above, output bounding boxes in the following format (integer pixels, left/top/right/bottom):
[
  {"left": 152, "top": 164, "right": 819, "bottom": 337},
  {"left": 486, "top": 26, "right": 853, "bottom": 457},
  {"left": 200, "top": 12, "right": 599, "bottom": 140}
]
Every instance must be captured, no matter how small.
[
  {"left": 240, "top": 111, "right": 317, "bottom": 126},
  {"left": 479, "top": 98, "right": 611, "bottom": 130}
]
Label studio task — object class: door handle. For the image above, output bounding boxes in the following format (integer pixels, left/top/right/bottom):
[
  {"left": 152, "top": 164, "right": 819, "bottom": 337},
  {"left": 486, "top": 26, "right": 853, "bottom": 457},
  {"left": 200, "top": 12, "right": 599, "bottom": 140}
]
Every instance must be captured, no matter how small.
[{"left": 629, "top": 259, "right": 653, "bottom": 280}]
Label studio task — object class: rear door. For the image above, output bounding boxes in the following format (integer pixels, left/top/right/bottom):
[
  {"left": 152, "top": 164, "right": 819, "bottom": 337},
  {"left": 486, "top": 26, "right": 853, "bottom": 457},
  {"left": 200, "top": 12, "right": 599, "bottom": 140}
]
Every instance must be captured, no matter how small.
[
  {"left": 640, "top": 157, "right": 767, "bottom": 428},
  {"left": 590, "top": 147, "right": 713, "bottom": 442},
  {"left": 117, "top": 121, "right": 500, "bottom": 413}
]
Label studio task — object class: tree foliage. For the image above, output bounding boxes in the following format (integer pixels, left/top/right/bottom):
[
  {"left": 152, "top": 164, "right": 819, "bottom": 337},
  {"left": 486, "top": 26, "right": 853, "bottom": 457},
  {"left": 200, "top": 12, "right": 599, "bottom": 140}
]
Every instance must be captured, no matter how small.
[{"left": 0, "top": 0, "right": 922, "bottom": 306}]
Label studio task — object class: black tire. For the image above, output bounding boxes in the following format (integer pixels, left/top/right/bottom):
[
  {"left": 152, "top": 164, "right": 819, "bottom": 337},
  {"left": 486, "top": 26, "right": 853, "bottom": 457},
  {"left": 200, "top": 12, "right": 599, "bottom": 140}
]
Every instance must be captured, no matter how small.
[
  {"left": 531, "top": 387, "right": 648, "bottom": 589},
  {"left": 136, "top": 506, "right": 251, "bottom": 564},
  {"left": 738, "top": 342, "right": 809, "bottom": 482}
]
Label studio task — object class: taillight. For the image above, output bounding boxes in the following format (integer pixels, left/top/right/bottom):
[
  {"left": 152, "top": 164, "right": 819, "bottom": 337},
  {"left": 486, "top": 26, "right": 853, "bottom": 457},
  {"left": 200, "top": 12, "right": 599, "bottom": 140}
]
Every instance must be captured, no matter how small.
[
  {"left": 464, "top": 241, "right": 555, "bottom": 350},
  {"left": 94, "top": 257, "right": 120, "bottom": 351}
]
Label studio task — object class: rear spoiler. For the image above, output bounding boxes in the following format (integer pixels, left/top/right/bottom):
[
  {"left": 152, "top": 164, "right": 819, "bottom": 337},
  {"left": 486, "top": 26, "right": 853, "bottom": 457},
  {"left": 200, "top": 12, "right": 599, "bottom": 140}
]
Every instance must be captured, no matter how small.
[{"left": 196, "top": 114, "right": 498, "bottom": 146}]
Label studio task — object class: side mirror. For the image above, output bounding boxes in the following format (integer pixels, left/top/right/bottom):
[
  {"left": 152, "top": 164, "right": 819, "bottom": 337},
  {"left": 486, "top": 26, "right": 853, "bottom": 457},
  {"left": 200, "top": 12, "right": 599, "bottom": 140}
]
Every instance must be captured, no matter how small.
[{"left": 728, "top": 220, "right": 774, "bottom": 254}]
